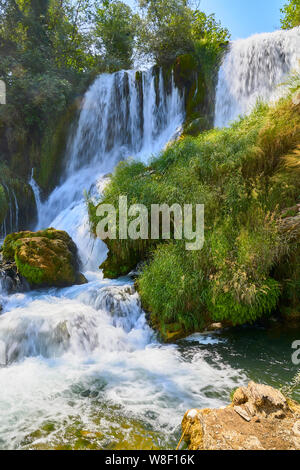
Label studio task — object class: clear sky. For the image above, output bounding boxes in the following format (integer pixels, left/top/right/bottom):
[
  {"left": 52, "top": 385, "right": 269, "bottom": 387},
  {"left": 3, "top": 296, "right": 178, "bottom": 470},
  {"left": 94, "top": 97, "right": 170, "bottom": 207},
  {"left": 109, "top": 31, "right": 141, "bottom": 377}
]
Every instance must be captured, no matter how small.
[
  {"left": 199, "top": 0, "right": 286, "bottom": 40},
  {"left": 126, "top": 0, "right": 287, "bottom": 40}
]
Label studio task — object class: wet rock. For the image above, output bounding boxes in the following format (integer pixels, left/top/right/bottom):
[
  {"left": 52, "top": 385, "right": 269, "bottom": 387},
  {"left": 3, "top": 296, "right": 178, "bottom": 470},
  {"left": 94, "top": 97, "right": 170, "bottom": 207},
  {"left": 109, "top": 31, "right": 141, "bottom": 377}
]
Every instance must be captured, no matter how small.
[
  {"left": 182, "top": 381, "right": 300, "bottom": 450},
  {"left": 205, "top": 322, "right": 223, "bottom": 332},
  {"left": 292, "top": 91, "right": 300, "bottom": 107},
  {"left": 293, "top": 421, "right": 300, "bottom": 437}
]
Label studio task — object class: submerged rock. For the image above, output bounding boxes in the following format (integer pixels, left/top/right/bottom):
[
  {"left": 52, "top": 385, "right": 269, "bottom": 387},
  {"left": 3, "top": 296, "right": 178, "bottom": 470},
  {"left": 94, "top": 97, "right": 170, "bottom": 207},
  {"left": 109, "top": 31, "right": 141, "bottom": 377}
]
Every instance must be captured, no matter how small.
[
  {"left": 182, "top": 381, "right": 300, "bottom": 450},
  {"left": 1, "top": 228, "right": 87, "bottom": 289}
]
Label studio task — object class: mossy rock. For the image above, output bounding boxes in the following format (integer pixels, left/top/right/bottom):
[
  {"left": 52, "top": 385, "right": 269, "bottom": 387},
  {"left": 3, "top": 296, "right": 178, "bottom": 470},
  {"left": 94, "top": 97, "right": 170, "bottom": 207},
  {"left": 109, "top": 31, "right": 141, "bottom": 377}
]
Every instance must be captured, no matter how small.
[
  {"left": 100, "top": 238, "right": 153, "bottom": 279},
  {"left": 2, "top": 228, "right": 87, "bottom": 288},
  {"left": 184, "top": 116, "right": 210, "bottom": 136}
]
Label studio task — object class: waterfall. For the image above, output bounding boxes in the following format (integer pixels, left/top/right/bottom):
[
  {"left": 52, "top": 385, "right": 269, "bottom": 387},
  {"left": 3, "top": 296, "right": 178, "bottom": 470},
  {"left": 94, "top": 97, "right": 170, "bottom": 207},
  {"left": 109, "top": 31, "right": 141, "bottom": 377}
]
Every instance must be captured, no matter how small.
[
  {"left": 215, "top": 26, "right": 300, "bottom": 127},
  {"left": 34, "top": 68, "right": 184, "bottom": 270},
  {"left": 0, "top": 65, "right": 245, "bottom": 450},
  {"left": 0, "top": 183, "right": 20, "bottom": 241}
]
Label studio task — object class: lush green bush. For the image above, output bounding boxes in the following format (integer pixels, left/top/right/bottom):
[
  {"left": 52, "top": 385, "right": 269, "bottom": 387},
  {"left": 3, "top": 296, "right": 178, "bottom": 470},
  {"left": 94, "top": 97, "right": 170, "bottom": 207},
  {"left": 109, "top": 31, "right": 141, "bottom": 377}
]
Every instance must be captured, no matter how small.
[{"left": 91, "top": 83, "right": 300, "bottom": 339}]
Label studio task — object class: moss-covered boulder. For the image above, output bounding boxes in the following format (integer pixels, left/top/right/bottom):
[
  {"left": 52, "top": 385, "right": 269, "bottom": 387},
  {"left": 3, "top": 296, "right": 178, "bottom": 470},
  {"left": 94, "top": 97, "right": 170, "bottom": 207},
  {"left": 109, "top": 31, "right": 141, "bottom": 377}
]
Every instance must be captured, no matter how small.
[
  {"left": 275, "top": 209, "right": 300, "bottom": 323},
  {"left": 2, "top": 228, "right": 87, "bottom": 288}
]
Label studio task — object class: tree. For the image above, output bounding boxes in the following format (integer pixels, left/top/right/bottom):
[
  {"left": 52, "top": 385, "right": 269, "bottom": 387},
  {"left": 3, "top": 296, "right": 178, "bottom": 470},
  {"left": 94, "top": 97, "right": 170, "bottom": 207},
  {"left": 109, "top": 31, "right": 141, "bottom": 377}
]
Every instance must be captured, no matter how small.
[
  {"left": 94, "top": 0, "right": 138, "bottom": 70},
  {"left": 191, "top": 11, "right": 229, "bottom": 45},
  {"left": 280, "top": 0, "right": 300, "bottom": 29},
  {"left": 191, "top": 10, "right": 230, "bottom": 76}
]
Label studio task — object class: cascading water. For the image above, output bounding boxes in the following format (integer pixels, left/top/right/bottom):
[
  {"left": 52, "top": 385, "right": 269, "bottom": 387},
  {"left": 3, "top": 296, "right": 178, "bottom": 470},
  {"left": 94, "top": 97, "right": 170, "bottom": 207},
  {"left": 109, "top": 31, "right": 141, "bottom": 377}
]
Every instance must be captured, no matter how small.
[
  {"left": 215, "top": 26, "right": 300, "bottom": 127},
  {"left": 0, "top": 67, "right": 244, "bottom": 450},
  {"left": 0, "top": 183, "right": 19, "bottom": 242},
  {"left": 1, "top": 50, "right": 299, "bottom": 449}
]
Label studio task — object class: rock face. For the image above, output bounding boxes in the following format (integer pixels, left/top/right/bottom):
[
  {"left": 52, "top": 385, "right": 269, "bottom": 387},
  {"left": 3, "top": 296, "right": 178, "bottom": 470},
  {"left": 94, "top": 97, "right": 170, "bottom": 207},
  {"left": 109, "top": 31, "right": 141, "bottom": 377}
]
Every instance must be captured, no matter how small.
[
  {"left": 182, "top": 382, "right": 300, "bottom": 450},
  {"left": 0, "top": 256, "right": 30, "bottom": 293},
  {"left": 1, "top": 228, "right": 87, "bottom": 289}
]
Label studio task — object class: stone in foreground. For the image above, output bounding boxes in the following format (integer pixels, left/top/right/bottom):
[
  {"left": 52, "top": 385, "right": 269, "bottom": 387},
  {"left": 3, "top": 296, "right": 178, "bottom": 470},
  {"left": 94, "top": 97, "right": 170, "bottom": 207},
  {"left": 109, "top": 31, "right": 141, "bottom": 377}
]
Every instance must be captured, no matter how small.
[
  {"left": 1, "top": 228, "right": 87, "bottom": 289},
  {"left": 182, "top": 381, "right": 300, "bottom": 450}
]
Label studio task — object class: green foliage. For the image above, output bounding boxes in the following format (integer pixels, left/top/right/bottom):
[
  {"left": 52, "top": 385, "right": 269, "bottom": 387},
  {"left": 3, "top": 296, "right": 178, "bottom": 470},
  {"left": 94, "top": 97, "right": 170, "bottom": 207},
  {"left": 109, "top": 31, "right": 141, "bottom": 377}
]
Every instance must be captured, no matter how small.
[
  {"left": 91, "top": 84, "right": 300, "bottom": 338},
  {"left": 192, "top": 10, "right": 230, "bottom": 45},
  {"left": 137, "top": 0, "right": 194, "bottom": 65},
  {"left": 280, "top": 0, "right": 300, "bottom": 29},
  {"left": 192, "top": 11, "right": 230, "bottom": 77},
  {"left": 0, "top": 0, "right": 101, "bottom": 193},
  {"left": 207, "top": 279, "right": 281, "bottom": 325},
  {"left": 94, "top": 1, "right": 138, "bottom": 70},
  {"left": 0, "top": 0, "right": 229, "bottom": 194}
]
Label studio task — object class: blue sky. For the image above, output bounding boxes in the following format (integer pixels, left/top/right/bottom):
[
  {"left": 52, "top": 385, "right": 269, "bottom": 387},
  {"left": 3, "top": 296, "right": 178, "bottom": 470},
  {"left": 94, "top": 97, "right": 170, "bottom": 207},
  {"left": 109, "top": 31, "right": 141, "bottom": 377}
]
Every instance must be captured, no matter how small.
[{"left": 126, "top": 0, "right": 287, "bottom": 40}]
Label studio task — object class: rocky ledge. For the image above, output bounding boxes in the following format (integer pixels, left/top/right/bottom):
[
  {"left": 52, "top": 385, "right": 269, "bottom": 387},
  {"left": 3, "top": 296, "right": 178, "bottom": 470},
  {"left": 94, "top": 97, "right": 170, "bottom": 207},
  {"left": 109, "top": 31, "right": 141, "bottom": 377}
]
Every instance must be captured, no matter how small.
[
  {"left": 182, "top": 381, "right": 300, "bottom": 450},
  {"left": 0, "top": 228, "right": 87, "bottom": 290}
]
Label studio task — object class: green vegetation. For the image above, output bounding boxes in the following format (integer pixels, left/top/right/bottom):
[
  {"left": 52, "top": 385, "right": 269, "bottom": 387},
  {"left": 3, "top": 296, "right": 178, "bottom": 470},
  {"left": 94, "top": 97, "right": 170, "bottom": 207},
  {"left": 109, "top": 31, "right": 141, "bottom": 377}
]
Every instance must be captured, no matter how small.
[
  {"left": 0, "top": 0, "right": 100, "bottom": 196},
  {"left": 0, "top": 0, "right": 228, "bottom": 234},
  {"left": 90, "top": 84, "right": 300, "bottom": 340},
  {"left": 137, "top": 1, "right": 229, "bottom": 66},
  {"left": 2, "top": 228, "right": 86, "bottom": 287},
  {"left": 0, "top": 163, "right": 36, "bottom": 230},
  {"left": 281, "top": 0, "right": 300, "bottom": 29},
  {"left": 94, "top": 0, "right": 139, "bottom": 71}
]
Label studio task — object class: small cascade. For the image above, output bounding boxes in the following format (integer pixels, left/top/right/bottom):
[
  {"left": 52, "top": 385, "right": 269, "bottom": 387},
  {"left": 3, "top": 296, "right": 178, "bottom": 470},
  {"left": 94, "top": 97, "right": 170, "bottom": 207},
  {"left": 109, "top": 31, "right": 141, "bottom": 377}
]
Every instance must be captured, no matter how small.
[{"left": 215, "top": 26, "right": 300, "bottom": 127}]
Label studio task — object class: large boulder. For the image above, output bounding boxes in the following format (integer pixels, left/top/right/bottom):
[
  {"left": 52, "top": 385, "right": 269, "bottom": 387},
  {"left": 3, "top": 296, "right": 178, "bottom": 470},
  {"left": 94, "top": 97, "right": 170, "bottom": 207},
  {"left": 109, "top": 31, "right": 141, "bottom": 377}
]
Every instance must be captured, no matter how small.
[
  {"left": 1, "top": 228, "right": 87, "bottom": 289},
  {"left": 181, "top": 381, "right": 300, "bottom": 450}
]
